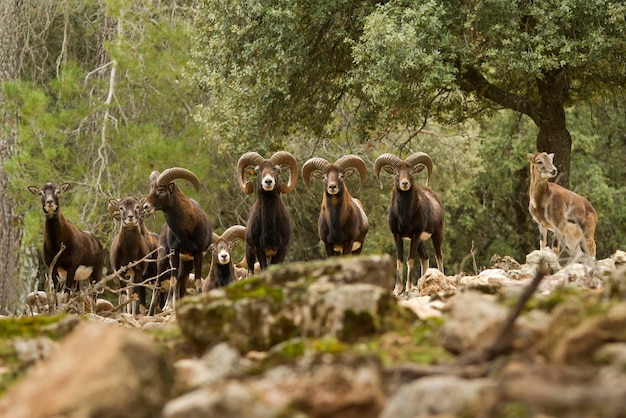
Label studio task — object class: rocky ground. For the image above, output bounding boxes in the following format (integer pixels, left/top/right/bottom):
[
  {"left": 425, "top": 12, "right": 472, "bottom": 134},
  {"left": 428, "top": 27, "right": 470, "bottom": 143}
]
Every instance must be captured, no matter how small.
[{"left": 1, "top": 249, "right": 626, "bottom": 417}]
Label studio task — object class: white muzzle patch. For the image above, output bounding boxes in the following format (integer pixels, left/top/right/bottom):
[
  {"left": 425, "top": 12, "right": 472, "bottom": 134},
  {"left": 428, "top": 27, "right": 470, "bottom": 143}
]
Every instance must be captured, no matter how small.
[
  {"left": 399, "top": 181, "right": 411, "bottom": 192},
  {"left": 44, "top": 204, "right": 57, "bottom": 214},
  {"left": 218, "top": 249, "right": 231, "bottom": 265},
  {"left": 123, "top": 218, "right": 139, "bottom": 227},
  {"left": 261, "top": 174, "right": 276, "bottom": 191}
]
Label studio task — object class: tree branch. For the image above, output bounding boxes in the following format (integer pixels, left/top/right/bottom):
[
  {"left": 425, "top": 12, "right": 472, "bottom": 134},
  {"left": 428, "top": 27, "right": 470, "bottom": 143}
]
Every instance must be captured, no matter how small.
[{"left": 459, "top": 65, "right": 541, "bottom": 125}]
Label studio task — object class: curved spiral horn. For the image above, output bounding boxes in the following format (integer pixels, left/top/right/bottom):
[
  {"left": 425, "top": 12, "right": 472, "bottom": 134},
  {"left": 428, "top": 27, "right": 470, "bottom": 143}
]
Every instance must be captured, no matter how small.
[
  {"left": 156, "top": 167, "right": 200, "bottom": 191},
  {"left": 237, "top": 152, "right": 265, "bottom": 195},
  {"left": 405, "top": 152, "right": 433, "bottom": 186},
  {"left": 270, "top": 151, "right": 299, "bottom": 195},
  {"left": 373, "top": 153, "right": 404, "bottom": 189},
  {"left": 221, "top": 225, "right": 246, "bottom": 244},
  {"left": 334, "top": 154, "right": 367, "bottom": 192},
  {"left": 301, "top": 157, "right": 331, "bottom": 197}
]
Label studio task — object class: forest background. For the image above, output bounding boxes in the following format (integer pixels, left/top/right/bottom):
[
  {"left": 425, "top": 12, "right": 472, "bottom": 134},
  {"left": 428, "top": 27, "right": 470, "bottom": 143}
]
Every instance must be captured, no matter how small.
[{"left": 0, "top": 0, "right": 625, "bottom": 314}]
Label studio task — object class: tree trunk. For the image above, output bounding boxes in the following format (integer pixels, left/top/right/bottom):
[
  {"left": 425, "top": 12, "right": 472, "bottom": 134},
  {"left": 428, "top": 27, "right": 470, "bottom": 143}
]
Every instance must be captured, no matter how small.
[
  {"left": 0, "top": 0, "right": 23, "bottom": 315},
  {"left": 536, "top": 126, "right": 572, "bottom": 187},
  {"left": 535, "top": 68, "right": 572, "bottom": 188},
  {"left": 459, "top": 65, "right": 573, "bottom": 187}
]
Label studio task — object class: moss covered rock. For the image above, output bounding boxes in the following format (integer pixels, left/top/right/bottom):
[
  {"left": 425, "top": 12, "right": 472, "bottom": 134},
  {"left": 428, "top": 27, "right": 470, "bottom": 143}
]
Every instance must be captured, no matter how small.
[{"left": 176, "top": 255, "right": 397, "bottom": 352}]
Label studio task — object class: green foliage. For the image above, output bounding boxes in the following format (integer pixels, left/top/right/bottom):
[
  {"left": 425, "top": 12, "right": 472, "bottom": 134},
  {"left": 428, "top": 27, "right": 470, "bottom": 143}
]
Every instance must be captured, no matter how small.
[
  {"left": 191, "top": 0, "right": 380, "bottom": 148},
  {"left": 352, "top": 0, "right": 465, "bottom": 125},
  {"left": 567, "top": 99, "right": 626, "bottom": 255},
  {"left": 446, "top": 112, "right": 538, "bottom": 268},
  {"left": 353, "top": 0, "right": 626, "bottom": 109},
  {"left": 191, "top": 0, "right": 626, "bottom": 141}
]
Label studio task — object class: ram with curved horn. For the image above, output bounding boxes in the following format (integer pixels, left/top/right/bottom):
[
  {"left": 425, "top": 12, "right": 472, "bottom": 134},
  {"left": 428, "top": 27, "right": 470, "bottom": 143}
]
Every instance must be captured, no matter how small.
[
  {"left": 237, "top": 151, "right": 298, "bottom": 273},
  {"left": 203, "top": 225, "right": 247, "bottom": 291},
  {"left": 302, "top": 155, "right": 369, "bottom": 256},
  {"left": 142, "top": 167, "right": 212, "bottom": 314},
  {"left": 374, "top": 152, "right": 445, "bottom": 294}
]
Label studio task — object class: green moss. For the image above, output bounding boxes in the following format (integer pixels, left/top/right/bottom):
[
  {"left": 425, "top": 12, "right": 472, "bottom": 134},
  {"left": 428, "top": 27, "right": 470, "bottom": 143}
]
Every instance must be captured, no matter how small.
[
  {"left": 270, "top": 315, "right": 299, "bottom": 347},
  {"left": 492, "top": 402, "right": 532, "bottom": 418},
  {"left": 311, "top": 337, "right": 349, "bottom": 354},
  {"left": 530, "top": 286, "right": 585, "bottom": 313},
  {"left": 412, "top": 317, "right": 445, "bottom": 344},
  {"left": 254, "top": 339, "right": 308, "bottom": 372},
  {"left": 271, "top": 339, "right": 307, "bottom": 360},
  {"left": 406, "top": 318, "right": 453, "bottom": 365},
  {"left": 0, "top": 315, "right": 70, "bottom": 339},
  {"left": 379, "top": 298, "right": 419, "bottom": 332},
  {"left": 280, "top": 339, "right": 306, "bottom": 358},
  {"left": 347, "top": 316, "right": 453, "bottom": 367},
  {"left": 143, "top": 323, "right": 183, "bottom": 342},
  {"left": 0, "top": 315, "right": 79, "bottom": 397},
  {"left": 340, "top": 309, "right": 377, "bottom": 343},
  {"left": 0, "top": 341, "right": 22, "bottom": 396},
  {"left": 223, "top": 276, "right": 284, "bottom": 303}
]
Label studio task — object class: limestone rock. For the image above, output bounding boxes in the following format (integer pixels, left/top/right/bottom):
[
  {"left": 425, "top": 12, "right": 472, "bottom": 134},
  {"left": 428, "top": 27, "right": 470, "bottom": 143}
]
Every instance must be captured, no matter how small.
[
  {"left": 523, "top": 249, "right": 561, "bottom": 275},
  {"left": 12, "top": 337, "right": 58, "bottom": 367},
  {"left": 438, "top": 292, "right": 509, "bottom": 354},
  {"left": 25, "top": 291, "right": 49, "bottom": 314},
  {"left": 417, "top": 268, "right": 455, "bottom": 296},
  {"left": 398, "top": 296, "right": 444, "bottom": 320},
  {"left": 458, "top": 268, "right": 520, "bottom": 293},
  {"left": 176, "top": 255, "right": 397, "bottom": 352},
  {"left": 604, "top": 265, "right": 626, "bottom": 299},
  {"left": 0, "top": 322, "right": 173, "bottom": 418},
  {"left": 542, "top": 301, "right": 626, "bottom": 365},
  {"left": 251, "top": 353, "right": 385, "bottom": 418},
  {"left": 490, "top": 254, "right": 521, "bottom": 270},
  {"left": 163, "top": 381, "right": 283, "bottom": 418},
  {"left": 165, "top": 351, "right": 384, "bottom": 418},
  {"left": 173, "top": 342, "right": 250, "bottom": 394},
  {"left": 380, "top": 375, "right": 496, "bottom": 418},
  {"left": 261, "top": 254, "right": 395, "bottom": 289}
]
